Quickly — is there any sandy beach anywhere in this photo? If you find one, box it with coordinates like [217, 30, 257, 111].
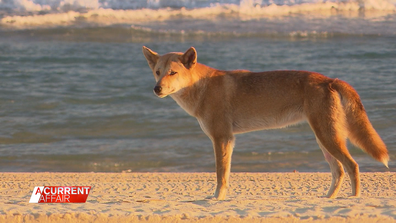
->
[0, 172, 395, 222]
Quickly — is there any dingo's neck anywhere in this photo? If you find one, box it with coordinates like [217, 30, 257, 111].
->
[170, 63, 219, 117]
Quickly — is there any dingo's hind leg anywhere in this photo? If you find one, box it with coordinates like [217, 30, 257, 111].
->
[306, 88, 360, 197]
[316, 138, 345, 198]
[310, 118, 360, 197]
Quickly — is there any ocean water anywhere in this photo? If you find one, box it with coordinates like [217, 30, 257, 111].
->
[0, 0, 395, 173]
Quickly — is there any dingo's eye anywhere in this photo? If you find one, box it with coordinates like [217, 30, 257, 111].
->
[170, 71, 177, 76]
[156, 71, 160, 76]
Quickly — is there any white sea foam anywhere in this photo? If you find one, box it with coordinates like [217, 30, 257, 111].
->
[58, 0, 100, 10]
[1, 0, 395, 30]
[14, 0, 51, 11]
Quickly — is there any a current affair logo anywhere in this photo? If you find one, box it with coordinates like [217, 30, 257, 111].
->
[29, 186, 91, 203]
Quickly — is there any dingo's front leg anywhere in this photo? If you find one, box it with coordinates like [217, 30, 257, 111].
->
[210, 135, 235, 200]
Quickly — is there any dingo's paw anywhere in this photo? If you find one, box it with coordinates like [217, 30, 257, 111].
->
[205, 195, 226, 201]
[348, 195, 361, 198]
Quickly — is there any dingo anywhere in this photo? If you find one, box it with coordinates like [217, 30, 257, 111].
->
[142, 46, 389, 200]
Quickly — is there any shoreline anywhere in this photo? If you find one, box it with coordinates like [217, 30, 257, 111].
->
[1, 172, 395, 222]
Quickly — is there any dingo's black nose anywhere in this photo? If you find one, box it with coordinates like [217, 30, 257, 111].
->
[154, 86, 162, 94]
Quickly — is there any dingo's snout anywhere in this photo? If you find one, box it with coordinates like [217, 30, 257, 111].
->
[154, 85, 167, 98]
[153, 85, 162, 94]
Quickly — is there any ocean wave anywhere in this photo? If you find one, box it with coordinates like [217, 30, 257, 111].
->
[1, 0, 395, 30]
[2, 0, 396, 12]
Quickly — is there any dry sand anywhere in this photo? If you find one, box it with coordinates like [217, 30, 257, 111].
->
[0, 172, 395, 222]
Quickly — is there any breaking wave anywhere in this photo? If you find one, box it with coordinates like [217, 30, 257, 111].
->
[1, 0, 395, 31]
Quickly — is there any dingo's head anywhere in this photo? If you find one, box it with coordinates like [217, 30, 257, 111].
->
[142, 46, 197, 98]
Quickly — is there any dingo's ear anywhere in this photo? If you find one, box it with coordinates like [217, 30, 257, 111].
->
[180, 47, 197, 69]
[142, 46, 159, 70]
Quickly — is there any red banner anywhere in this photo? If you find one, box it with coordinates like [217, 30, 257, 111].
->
[30, 186, 91, 203]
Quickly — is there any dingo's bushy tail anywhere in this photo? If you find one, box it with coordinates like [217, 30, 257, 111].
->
[332, 79, 389, 167]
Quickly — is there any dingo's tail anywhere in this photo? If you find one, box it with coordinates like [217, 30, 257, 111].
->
[332, 79, 389, 168]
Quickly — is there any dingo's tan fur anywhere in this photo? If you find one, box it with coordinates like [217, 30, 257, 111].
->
[142, 46, 389, 200]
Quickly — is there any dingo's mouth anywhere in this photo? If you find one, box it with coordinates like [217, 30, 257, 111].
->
[154, 89, 175, 98]
[156, 93, 168, 98]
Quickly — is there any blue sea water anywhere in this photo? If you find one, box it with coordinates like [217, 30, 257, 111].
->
[0, 0, 395, 172]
